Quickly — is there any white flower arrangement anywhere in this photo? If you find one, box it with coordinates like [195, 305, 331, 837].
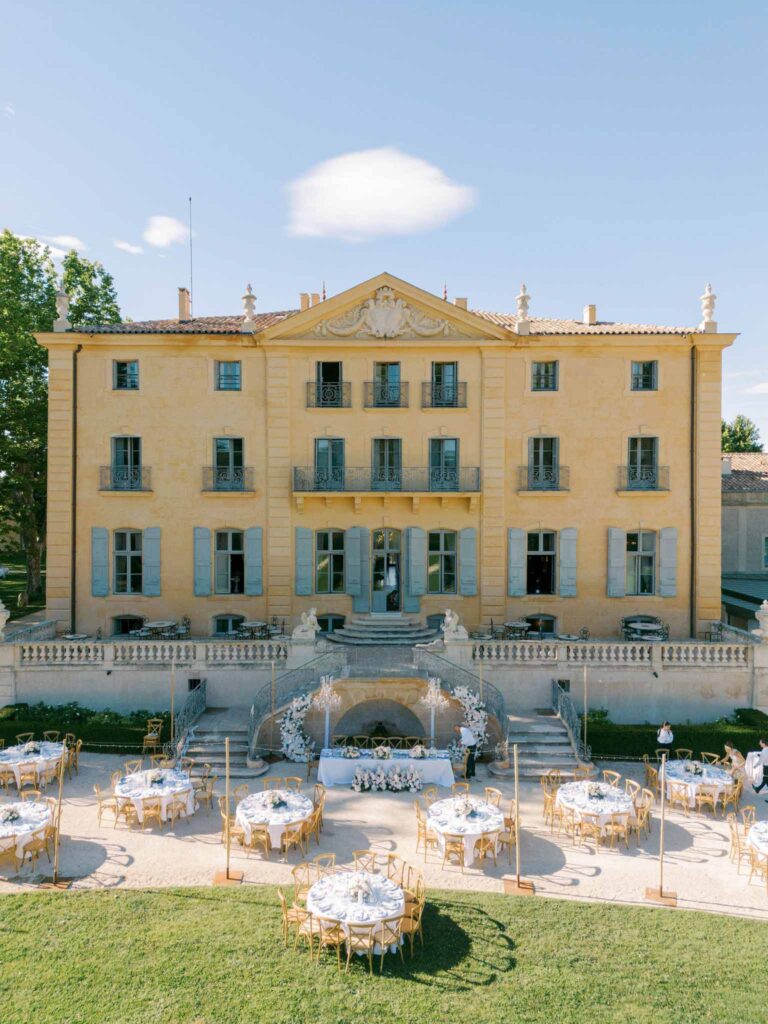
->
[684, 761, 703, 776]
[279, 694, 315, 762]
[350, 765, 422, 793]
[21, 741, 41, 755]
[410, 744, 427, 759]
[147, 769, 164, 785]
[447, 685, 489, 760]
[454, 794, 477, 818]
[348, 876, 373, 902]
[372, 745, 392, 760]
[265, 790, 288, 809]
[0, 807, 21, 824]
[586, 782, 604, 799]
[342, 746, 361, 759]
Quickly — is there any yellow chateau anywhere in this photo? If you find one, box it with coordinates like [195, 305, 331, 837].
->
[37, 273, 735, 641]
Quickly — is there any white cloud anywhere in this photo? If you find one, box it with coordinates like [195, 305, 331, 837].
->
[4, 102, 14, 117]
[42, 234, 87, 251]
[114, 239, 144, 255]
[286, 147, 476, 241]
[746, 382, 768, 394]
[143, 215, 189, 248]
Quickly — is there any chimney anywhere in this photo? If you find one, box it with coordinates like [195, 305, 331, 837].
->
[454, 297, 468, 310]
[722, 455, 732, 476]
[178, 287, 191, 321]
[299, 292, 310, 312]
[311, 292, 320, 307]
[583, 303, 597, 326]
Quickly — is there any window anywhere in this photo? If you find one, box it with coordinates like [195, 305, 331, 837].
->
[429, 438, 459, 490]
[626, 531, 656, 595]
[315, 361, 344, 407]
[314, 438, 345, 490]
[114, 530, 143, 594]
[110, 436, 142, 490]
[525, 614, 556, 638]
[526, 531, 556, 595]
[428, 530, 457, 594]
[317, 613, 345, 634]
[532, 361, 558, 391]
[631, 361, 658, 391]
[213, 437, 244, 490]
[113, 360, 139, 390]
[528, 437, 559, 489]
[372, 438, 402, 490]
[216, 361, 241, 391]
[372, 363, 401, 406]
[627, 436, 658, 489]
[112, 615, 144, 636]
[430, 362, 458, 406]
[214, 614, 245, 636]
[316, 530, 345, 594]
[214, 529, 244, 594]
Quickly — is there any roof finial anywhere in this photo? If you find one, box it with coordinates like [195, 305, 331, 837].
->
[515, 282, 530, 335]
[699, 283, 717, 333]
[53, 284, 70, 333]
[241, 283, 257, 333]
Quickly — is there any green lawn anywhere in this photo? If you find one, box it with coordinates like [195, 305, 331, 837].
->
[0, 549, 46, 621]
[0, 887, 765, 1024]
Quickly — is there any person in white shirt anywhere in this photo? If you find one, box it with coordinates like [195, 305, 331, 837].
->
[752, 739, 768, 798]
[656, 721, 673, 754]
[455, 725, 477, 779]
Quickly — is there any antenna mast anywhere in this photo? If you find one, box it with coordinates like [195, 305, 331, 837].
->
[188, 196, 194, 316]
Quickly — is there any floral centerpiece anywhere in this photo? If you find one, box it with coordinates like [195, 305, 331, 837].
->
[586, 782, 605, 799]
[348, 876, 373, 903]
[372, 745, 391, 760]
[351, 765, 422, 793]
[147, 769, 165, 786]
[0, 807, 21, 825]
[21, 741, 41, 755]
[410, 744, 427, 759]
[280, 694, 315, 762]
[342, 746, 361, 759]
[454, 794, 479, 819]
[684, 761, 704, 776]
[386, 765, 423, 792]
[265, 790, 287, 809]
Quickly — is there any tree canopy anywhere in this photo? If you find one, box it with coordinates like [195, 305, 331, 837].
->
[721, 414, 763, 453]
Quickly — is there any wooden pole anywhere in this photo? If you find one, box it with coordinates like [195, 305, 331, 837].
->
[52, 745, 66, 884]
[504, 742, 534, 896]
[170, 662, 176, 750]
[645, 752, 677, 905]
[225, 736, 231, 879]
[583, 663, 588, 752]
[271, 659, 276, 755]
[213, 734, 243, 885]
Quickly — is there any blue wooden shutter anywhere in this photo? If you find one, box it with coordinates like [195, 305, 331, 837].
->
[91, 527, 109, 597]
[352, 527, 371, 612]
[507, 528, 526, 597]
[607, 527, 627, 597]
[244, 527, 263, 596]
[403, 527, 426, 613]
[193, 527, 212, 597]
[559, 527, 577, 598]
[345, 528, 362, 596]
[142, 527, 161, 596]
[659, 527, 678, 597]
[459, 528, 477, 596]
[295, 527, 313, 596]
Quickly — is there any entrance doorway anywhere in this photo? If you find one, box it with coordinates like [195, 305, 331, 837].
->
[371, 528, 401, 611]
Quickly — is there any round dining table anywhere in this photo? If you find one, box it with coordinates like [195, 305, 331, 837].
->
[663, 760, 734, 809]
[746, 821, 768, 856]
[0, 741, 66, 788]
[0, 800, 52, 860]
[306, 870, 405, 955]
[235, 790, 313, 850]
[556, 780, 635, 834]
[114, 768, 195, 824]
[427, 796, 504, 863]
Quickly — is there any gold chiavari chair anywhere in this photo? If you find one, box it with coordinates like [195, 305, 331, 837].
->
[577, 812, 603, 852]
[667, 782, 691, 815]
[674, 748, 693, 760]
[353, 849, 386, 872]
[726, 813, 750, 873]
[473, 832, 498, 865]
[400, 899, 425, 956]
[233, 783, 249, 803]
[345, 922, 377, 975]
[116, 800, 140, 829]
[217, 795, 245, 847]
[629, 800, 652, 843]
[167, 794, 190, 828]
[573, 765, 595, 781]
[41, 761, 59, 788]
[451, 782, 470, 796]
[141, 797, 164, 830]
[694, 784, 719, 816]
[305, 806, 322, 847]
[110, 770, 123, 790]
[414, 802, 439, 861]
[701, 752, 722, 765]
[441, 833, 465, 872]
[544, 768, 562, 788]
[377, 917, 404, 973]
[646, 764, 660, 797]
[15, 733, 34, 744]
[422, 786, 438, 806]
[179, 757, 195, 774]
[312, 852, 336, 875]
[42, 730, 60, 742]
[148, 754, 168, 770]
[63, 733, 76, 749]
[93, 784, 118, 826]
[20, 788, 42, 802]
[17, 765, 39, 791]
[284, 776, 302, 792]
[602, 770, 621, 788]
[43, 822, 58, 862]
[484, 787, 502, 807]
[386, 853, 407, 885]
[281, 822, 308, 859]
[740, 805, 756, 834]
[292, 861, 319, 902]
[654, 749, 669, 762]
[263, 777, 285, 791]
[624, 778, 641, 802]
[196, 776, 217, 813]
[246, 823, 271, 859]
[142, 719, 164, 756]
[0, 765, 14, 792]
[18, 835, 49, 871]
[604, 813, 630, 850]
[316, 916, 346, 970]
[719, 776, 743, 815]
[747, 848, 768, 893]
[123, 759, 143, 776]
[277, 886, 307, 947]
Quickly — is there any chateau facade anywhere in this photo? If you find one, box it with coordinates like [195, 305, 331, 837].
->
[37, 273, 735, 640]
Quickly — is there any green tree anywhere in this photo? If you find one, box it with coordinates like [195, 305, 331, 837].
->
[722, 414, 763, 452]
[62, 250, 121, 326]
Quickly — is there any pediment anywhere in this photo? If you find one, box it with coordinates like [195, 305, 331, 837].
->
[261, 273, 509, 343]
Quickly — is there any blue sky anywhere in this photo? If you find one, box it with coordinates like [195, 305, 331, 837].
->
[2, 1, 766, 438]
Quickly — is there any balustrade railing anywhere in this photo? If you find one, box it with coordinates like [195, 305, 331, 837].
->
[3, 619, 57, 643]
[518, 465, 570, 491]
[421, 381, 467, 408]
[99, 466, 152, 491]
[552, 680, 591, 763]
[470, 638, 753, 667]
[660, 642, 751, 667]
[305, 381, 351, 408]
[363, 381, 409, 407]
[206, 640, 289, 664]
[19, 641, 105, 665]
[292, 466, 481, 493]
[201, 466, 254, 492]
[113, 642, 197, 665]
[617, 465, 670, 491]
[174, 679, 207, 757]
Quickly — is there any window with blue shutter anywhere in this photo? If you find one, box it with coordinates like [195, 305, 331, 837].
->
[295, 527, 313, 595]
[507, 528, 526, 597]
[244, 527, 263, 596]
[659, 527, 678, 597]
[91, 527, 109, 597]
[459, 528, 477, 596]
[559, 528, 577, 597]
[607, 527, 627, 597]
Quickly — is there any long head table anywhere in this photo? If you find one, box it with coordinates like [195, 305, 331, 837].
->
[317, 748, 455, 788]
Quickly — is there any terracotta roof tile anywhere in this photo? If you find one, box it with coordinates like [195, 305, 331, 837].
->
[471, 311, 694, 335]
[721, 452, 768, 492]
[78, 312, 297, 334]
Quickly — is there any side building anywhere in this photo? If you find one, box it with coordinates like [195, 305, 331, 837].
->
[36, 273, 735, 640]
[721, 452, 768, 629]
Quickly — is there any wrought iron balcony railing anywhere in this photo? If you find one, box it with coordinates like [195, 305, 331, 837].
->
[618, 465, 670, 491]
[518, 465, 570, 491]
[421, 381, 467, 408]
[292, 466, 481, 493]
[202, 466, 255, 492]
[363, 381, 409, 408]
[305, 381, 351, 408]
[99, 466, 152, 491]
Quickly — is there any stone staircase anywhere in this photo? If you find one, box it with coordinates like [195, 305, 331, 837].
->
[325, 614, 439, 646]
[184, 707, 266, 779]
[502, 711, 584, 779]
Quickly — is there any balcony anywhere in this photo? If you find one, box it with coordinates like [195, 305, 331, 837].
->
[305, 381, 351, 408]
[292, 465, 481, 511]
[421, 382, 467, 408]
[617, 465, 670, 492]
[99, 466, 152, 492]
[518, 465, 570, 492]
[363, 381, 409, 408]
[202, 466, 255, 492]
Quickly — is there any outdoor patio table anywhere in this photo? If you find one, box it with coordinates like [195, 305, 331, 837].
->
[0, 741, 66, 788]
[306, 870, 405, 954]
[427, 796, 504, 863]
[318, 748, 455, 788]
[625, 621, 662, 632]
[556, 780, 634, 835]
[114, 768, 195, 824]
[0, 800, 52, 860]
[747, 821, 768, 856]
[235, 790, 313, 849]
[144, 620, 176, 637]
[61, 633, 90, 641]
[663, 760, 733, 809]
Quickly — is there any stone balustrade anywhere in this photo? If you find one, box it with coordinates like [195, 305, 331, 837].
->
[470, 638, 753, 668]
[14, 638, 291, 668]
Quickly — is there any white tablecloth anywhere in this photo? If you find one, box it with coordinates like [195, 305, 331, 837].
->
[556, 781, 635, 834]
[114, 769, 195, 824]
[663, 761, 733, 808]
[235, 790, 313, 849]
[317, 749, 455, 788]
[427, 797, 504, 863]
[306, 871, 405, 954]
[0, 742, 65, 788]
[747, 821, 768, 856]
[0, 801, 52, 858]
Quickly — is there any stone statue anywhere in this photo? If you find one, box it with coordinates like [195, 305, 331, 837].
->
[0, 598, 9, 641]
[292, 607, 320, 641]
[441, 608, 468, 642]
[516, 283, 530, 321]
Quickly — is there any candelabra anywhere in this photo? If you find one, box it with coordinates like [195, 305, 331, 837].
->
[418, 676, 449, 744]
[312, 675, 342, 749]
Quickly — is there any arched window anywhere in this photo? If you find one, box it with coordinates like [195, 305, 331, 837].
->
[427, 530, 457, 594]
[525, 614, 556, 638]
[213, 614, 245, 636]
[316, 530, 345, 593]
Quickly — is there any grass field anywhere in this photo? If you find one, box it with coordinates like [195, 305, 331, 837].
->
[0, 887, 765, 1024]
[0, 550, 45, 622]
